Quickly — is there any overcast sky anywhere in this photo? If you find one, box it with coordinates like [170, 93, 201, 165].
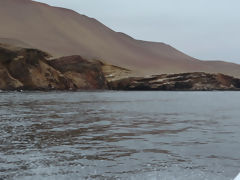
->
[34, 0, 240, 63]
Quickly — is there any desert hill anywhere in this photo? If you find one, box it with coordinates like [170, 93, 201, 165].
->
[0, 0, 240, 77]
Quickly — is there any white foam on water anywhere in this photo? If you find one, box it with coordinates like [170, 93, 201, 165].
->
[234, 173, 240, 180]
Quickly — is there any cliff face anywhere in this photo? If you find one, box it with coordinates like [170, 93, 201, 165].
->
[49, 55, 107, 89]
[109, 72, 240, 91]
[0, 44, 108, 90]
[1, 44, 240, 91]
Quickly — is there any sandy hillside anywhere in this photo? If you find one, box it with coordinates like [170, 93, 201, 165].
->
[0, 0, 240, 77]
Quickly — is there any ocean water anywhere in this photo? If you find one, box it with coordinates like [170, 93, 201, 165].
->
[0, 91, 240, 180]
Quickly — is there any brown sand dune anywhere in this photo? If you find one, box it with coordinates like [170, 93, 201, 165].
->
[0, 0, 240, 77]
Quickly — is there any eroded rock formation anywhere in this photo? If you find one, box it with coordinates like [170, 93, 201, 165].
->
[49, 55, 107, 89]
[1, 44, 240, 91]
[109, 72, 240, 91]
[0, 44, 107, 90]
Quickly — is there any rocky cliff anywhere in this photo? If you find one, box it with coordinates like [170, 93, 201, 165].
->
[0, 44, 107, 90]
[109, 72, 240, 91]
[49, 55, 107, 90]
[1, 44, 240, 91]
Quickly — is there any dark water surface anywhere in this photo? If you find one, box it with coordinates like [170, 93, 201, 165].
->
[0, 91, 240, 180]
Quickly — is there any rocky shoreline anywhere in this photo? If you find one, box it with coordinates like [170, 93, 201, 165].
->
[1, 44, 240, 91]
[109, 72, 240, 91]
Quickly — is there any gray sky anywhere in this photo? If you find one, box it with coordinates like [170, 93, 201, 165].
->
[34, 0, 240, 63]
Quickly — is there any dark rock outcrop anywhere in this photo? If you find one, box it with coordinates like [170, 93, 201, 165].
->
[109, 72, 240, 91]
[48, 55, 107, 90]
[0, 44, 108, 90]
[0, 44, 73, 90]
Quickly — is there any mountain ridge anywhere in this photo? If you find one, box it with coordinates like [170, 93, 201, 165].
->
[0, 0, 240, 77]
